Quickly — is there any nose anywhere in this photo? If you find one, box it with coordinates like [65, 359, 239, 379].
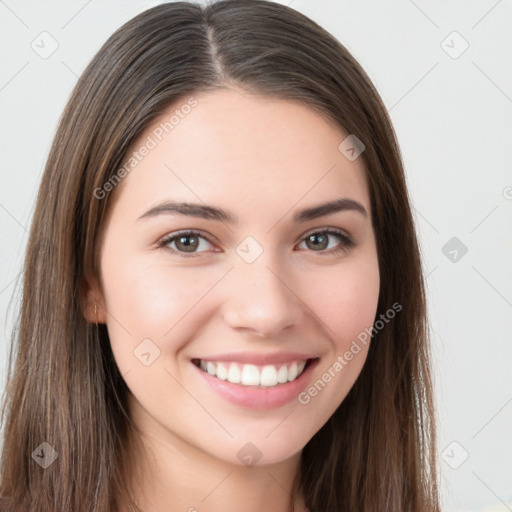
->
[221, 256, 303, 339]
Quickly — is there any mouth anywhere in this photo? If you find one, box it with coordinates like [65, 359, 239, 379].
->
[191, 358, 313, 388]
[190, 355, 320, 409]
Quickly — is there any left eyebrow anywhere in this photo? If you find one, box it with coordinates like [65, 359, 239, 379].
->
[137, 197, 368, 224]
[292, 198, 367, 222]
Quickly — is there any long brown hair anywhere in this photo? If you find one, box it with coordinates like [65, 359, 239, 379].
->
[0, 1, 440, 510]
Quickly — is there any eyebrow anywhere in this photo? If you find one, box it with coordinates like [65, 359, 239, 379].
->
[137, 197, 367, 224]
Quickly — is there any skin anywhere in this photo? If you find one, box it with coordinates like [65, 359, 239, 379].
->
[85, 88, 380, 512]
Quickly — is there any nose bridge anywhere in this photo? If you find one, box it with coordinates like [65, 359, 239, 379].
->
[221, 247, 302, 337]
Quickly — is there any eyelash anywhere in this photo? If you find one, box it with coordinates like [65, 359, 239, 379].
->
[155, 228, 356, 259]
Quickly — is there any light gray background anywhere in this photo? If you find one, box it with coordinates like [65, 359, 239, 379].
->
[1, 1, 511, 510]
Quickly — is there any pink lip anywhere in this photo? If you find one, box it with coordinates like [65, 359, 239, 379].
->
[191, 357, 319, 410]
[192, 351, 316, 365]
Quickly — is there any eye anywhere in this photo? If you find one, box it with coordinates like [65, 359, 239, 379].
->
[156, 228, 355, 259]
[296, 229, 355, 255]
[156, 230, 217, 258]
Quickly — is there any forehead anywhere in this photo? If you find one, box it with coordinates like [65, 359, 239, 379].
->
[111, 88, 370, 220]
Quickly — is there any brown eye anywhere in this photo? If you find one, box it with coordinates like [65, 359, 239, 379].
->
[304, 233, 329, 251]
[298, 229, 355, 255]
[157, 230, 215, 258]
[175, 234, 200, 252]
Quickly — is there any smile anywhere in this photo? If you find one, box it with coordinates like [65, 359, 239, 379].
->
[192, 359, 308, 387]
[191, 355, 319, 409]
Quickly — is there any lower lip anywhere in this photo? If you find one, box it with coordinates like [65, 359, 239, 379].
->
[192, 359, 319, 410]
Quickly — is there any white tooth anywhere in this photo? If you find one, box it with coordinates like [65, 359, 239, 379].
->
[200, 359, 207, 371]
[216, 363, 228, 380]
[227, 363, 241, 384]
[277, 365, 288, 383]
[297, 361, 306, 375]
[241, 364, 260, 386]
[288, 362, 298, 381]
[206, 361, 216, 376]
[260, 365, 278, 387]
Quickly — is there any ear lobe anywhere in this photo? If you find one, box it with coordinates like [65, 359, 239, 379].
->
[82, 280, 107, 324]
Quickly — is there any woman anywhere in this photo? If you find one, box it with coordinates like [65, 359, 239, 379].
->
[0, 1, 440, 511]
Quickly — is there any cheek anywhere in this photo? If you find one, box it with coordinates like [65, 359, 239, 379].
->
[290, 256, 379, 432]
[306, 256, 380, 349]
[100, 250, 217, 359]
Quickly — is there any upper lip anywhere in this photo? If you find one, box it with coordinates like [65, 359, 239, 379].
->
[192, 351, 318, 365]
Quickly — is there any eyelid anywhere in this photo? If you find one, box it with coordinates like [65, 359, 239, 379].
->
[300, 226, 351, 241]
[156, 227, 355, 257]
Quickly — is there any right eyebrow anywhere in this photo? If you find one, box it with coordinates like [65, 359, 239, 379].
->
[137, 201, 237, 224]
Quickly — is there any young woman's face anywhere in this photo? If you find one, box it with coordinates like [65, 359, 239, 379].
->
[93, 88, 380, 466]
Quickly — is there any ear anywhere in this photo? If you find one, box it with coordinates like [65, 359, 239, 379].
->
[82, 276, 107, 325]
